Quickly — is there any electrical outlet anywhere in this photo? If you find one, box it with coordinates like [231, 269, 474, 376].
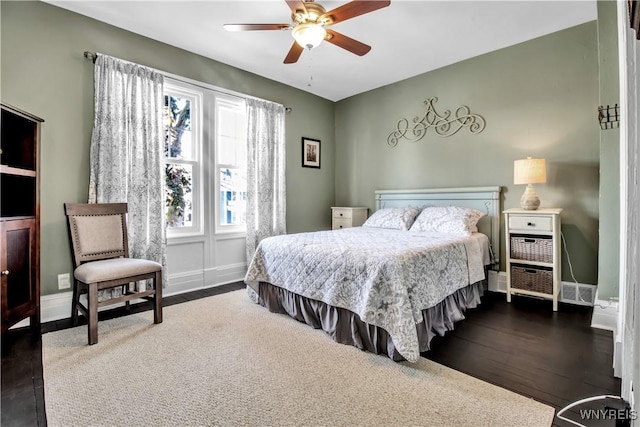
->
[57, 273, 71, 290]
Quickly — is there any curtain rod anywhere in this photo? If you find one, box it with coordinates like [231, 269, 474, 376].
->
[84, 51, 97, 63]
[82, 50, 292, 112]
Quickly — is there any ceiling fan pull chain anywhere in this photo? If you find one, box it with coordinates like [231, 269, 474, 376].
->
[308, 52, 314, 87]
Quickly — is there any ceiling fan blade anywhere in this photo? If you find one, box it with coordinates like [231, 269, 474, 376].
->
[325, 29, 371, 56]
[285, 0, 307, 15]
[224, 24, 290, 31]
[321, 0, 390, 25]
[284, 42, 305, 64]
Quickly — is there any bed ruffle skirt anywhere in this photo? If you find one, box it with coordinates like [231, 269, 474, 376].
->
[256, 280, 485, 362]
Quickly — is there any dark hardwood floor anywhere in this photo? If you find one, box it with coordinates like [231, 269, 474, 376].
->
[425, 293, 621, 427]
[1, 284, 620, 427]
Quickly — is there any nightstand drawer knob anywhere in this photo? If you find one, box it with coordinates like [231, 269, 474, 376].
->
[527, 222, 535, 226]
[340, 213, 343, 216]
[339, 225, 343, 228]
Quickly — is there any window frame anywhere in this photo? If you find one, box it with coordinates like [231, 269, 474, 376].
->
[213, 94, 247, 235]
[163, 82, 204, 238]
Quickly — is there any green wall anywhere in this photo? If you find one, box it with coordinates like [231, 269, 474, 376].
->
[596, 0, 620, 300]
[1, 1, 335, 297]
[334, 22, 601, 283]
[2, 1, 609, 295]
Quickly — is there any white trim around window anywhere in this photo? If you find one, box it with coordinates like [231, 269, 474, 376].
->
[163, 81, 204, 238]
[213, 94, 247, 235]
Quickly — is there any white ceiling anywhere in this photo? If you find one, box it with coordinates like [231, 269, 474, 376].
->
[46, 0, 597, 102]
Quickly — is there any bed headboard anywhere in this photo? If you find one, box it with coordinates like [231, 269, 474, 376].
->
[374, 186, 502, 266]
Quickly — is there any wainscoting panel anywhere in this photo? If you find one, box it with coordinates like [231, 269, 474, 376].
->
[213, 236, 247, 267]
[166, 241, 205, 276]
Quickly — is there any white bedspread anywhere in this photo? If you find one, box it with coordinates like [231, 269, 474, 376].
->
[244, 227, 490, 362]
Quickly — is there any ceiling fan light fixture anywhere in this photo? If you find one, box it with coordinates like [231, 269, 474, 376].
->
[292, 23, 326, 49]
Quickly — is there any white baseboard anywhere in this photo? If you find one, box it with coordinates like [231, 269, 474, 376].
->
[587, 289, 621, 378]
[488, 270, 508, 293]
[165, 269, 205, 295]
[164, 274, 246, 298]
[12, 265, 247, 328]
[212, 263, 247, 284]
[590, 291, 619, 333]
[491, 272, 601, 307]
[10, 291, 73, 329]
[491, 271, 614, 322]
[613, 337, 623, 378]
[24, 267, 620, 338]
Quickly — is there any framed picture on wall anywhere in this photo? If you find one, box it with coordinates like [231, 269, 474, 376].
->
[302, 137, 321, 169]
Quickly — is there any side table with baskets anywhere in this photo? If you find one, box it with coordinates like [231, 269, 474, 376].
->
[504, 208, 563, 311]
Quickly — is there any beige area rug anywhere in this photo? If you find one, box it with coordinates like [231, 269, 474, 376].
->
[43, 290, 555, 427]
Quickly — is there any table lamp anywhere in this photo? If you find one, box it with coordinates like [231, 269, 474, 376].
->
[514, 157, 546, 210]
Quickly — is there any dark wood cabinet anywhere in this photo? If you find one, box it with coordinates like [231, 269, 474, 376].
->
[1, 103, 43, 334]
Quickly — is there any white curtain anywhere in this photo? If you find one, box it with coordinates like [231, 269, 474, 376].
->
[245, 98, 286, 269]
[88, 54, 166, 291]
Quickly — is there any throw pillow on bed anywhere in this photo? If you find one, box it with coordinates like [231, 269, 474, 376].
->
[410, 206, 485, 236]
[362, 207, 422, 231]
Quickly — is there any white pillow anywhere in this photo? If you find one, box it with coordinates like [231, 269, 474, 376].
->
[410, 206, 486, 236]
[362, 207, 422, 231]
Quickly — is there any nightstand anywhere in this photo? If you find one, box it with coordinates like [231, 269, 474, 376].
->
[504, 208, 562, 311]
[331, 207, 368, 230]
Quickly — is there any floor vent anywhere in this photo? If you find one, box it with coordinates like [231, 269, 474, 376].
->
[560, 282, 596, 306]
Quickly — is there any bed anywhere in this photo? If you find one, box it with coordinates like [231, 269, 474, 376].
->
[244, 187, 501, 362]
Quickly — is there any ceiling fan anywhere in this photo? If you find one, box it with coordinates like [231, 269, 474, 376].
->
[224, 0, 391, 64]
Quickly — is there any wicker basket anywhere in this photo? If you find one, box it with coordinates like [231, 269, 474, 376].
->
[510, 265, 553, 295]
[510, 234, 553, 263]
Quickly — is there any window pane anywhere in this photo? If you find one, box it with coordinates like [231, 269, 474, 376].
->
[218, 134, 233, 165]
[165, 163, 193, 228]
[219, 168, 246, 226]
[217, 104, 246, 166]
[164, 95, 193, 160]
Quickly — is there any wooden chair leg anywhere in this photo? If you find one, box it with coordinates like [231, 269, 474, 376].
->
[124, 283, 131, 311]
[71, 279, 80, 326]
[87, 283, 99, 345]
[153, 271, 163, 324]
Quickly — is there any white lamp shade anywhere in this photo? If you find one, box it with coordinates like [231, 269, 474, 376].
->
[292, 23, 326, 49]
[514, 157, 547, 185]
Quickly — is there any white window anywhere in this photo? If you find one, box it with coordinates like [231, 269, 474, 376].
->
[163, 83, 203, 236]
[162, 79, 246, 238]
[215, 95, 247, 233]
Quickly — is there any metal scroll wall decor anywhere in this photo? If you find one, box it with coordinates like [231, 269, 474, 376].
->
[387, 97, 486, 147]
